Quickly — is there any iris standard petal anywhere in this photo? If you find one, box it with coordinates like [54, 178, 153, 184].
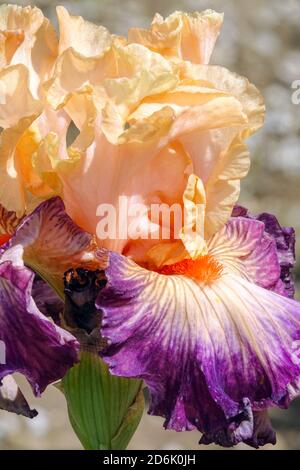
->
[97, 250, 300, 447]
[128, 10, 223, 65]
[0, 65, 41, 129]
[0, 246, 79, 395]
[0, 118, 37, 216]
[0, 65, 42, 215]
[0, 4, 58, 96]
[38, 10, 264, 264]
[177, 63, 265, 239]
[57, 6, 112, 57]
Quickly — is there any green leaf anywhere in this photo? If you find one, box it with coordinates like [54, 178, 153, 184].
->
[62, 351, 144, 450]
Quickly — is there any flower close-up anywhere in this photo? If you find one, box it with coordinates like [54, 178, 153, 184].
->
[0, 2, 299, 452]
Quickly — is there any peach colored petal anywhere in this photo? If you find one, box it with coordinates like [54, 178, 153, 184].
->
[101, 69, 178, 116]
[179, 174, 208, 258]
[204, 137, 250, 238]
[0, 29, 24, 68]
[181, 63, 265, 136]
[44, 48, 116, 109]
[0, 118, 33, 216]
[0, 119, 57, 218]
[43, 72, 252, 263]
[115, 42, 175, 77]
[0, 6, 265, 271]
[5, 91, 98, 215]
[141, 82, 228, 106]
[146, 174, 208, 268]
[117, 106, 175, 145]
[0, 65, 42, 215]
[173, 64, 265, 238]
[121, 142, 192, 262]
[147, 240, 187, 269]
[30, 93, 96, 195]
[33, 106, 71, 158]
[51, 117, 191, 261]
[129, 10, 223, 65]
[45, 42, 177, 111]
[0, 65, 41, 128]
[10, 105, 71, 205]
[0, 4, 58, 96]
[57, 6, 112, 57]
[128, 93, 247, 142]
[17, 131, 62, 199]
[169, 96, 247, 141]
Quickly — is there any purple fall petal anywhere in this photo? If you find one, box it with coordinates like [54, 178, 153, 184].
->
[97, 249, 300, 448]
[232, 205, 296, 298]
[0, 375, 37, 418]
[7, 196, 95, 297]
[0, 246, 79, 395]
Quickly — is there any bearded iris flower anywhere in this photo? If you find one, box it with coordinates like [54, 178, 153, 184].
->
[0, 4, 299, 449]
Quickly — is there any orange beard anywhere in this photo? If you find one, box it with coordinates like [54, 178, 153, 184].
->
[0, 234, 11, 247]
[157, 255, 223, 285]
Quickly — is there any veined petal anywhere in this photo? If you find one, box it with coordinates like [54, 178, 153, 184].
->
[232, 206, 296, 298]
[0, 203, 22, 236]
[7, 197, 97, 298]
[98, 251, 300, 447]
[0, 246, 79, 395]
[128, 10, 223, 65]
[208, 216, 281, 289]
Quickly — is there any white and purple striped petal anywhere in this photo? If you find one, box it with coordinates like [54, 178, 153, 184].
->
[97, 222, 300, 447]
[232, 205, 296, 298]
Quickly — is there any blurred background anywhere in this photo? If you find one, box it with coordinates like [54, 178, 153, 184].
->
[0, 0, 300, 451]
